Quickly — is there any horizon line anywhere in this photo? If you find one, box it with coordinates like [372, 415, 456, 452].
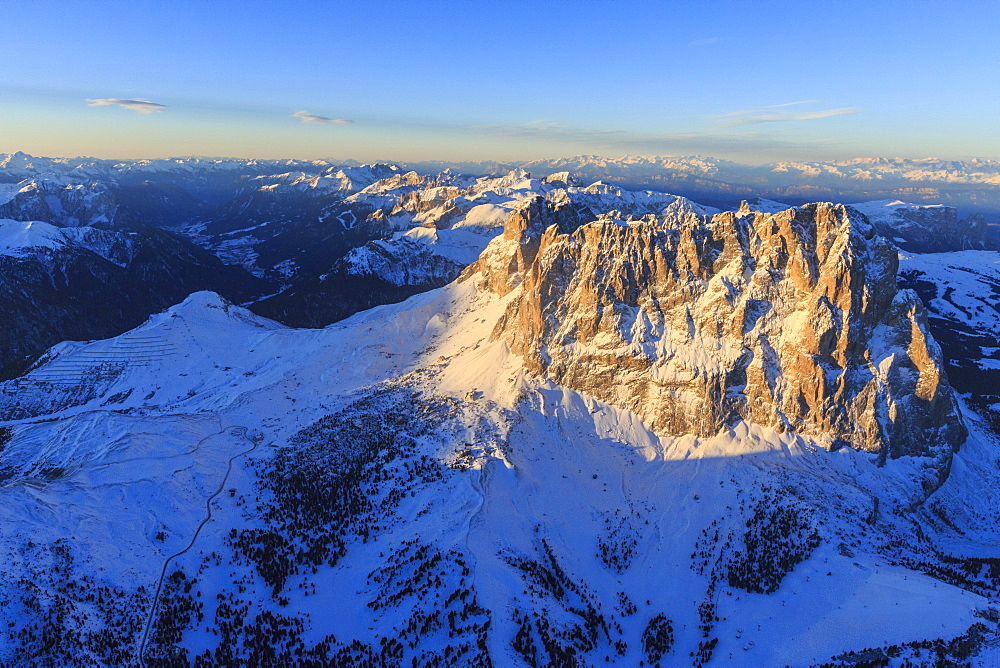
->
[2, 150, 997, 167]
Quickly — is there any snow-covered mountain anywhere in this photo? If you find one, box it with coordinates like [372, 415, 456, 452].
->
[513, 155, 1000, 190]
[0, 195, 998, 664]
[0, 176, 128, 228]
[0, 153, 336, 231]
[0, 218, 266, 379]
[6, 150, 999, 231]
[411, 155, 1000, 224]
[850, 200, 993, 253]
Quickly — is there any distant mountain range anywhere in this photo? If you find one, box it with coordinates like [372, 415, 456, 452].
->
[410, 154, 1000, 218]
[7, 151, 1000, 216]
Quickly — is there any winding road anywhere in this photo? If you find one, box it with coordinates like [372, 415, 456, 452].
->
[137, 425, 260, 664]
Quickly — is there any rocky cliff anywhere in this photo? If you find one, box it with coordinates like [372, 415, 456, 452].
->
[466, 199, 966, 461]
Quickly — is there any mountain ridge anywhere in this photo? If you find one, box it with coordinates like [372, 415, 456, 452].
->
[469, 199, 966, 464]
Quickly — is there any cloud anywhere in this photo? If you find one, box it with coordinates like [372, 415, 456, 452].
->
[87, 98, 167, 114]
[717, 100, 818, 116]
[689, 37, 721, 46]
[715, 100, 816, 118]
[715, 103, 860, 128]
[763, 100, 818, 109]
[292, 111, 353, 125]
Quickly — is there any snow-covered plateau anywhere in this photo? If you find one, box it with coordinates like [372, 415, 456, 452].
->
[0, 185, 999, 666]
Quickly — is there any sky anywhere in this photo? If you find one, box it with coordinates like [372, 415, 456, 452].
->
[3, 0, 999, 164]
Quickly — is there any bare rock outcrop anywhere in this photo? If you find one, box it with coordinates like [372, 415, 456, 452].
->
[465, 200, 966, 461]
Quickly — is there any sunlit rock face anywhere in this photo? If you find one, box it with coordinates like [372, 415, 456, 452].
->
[466, 198, 966, 462]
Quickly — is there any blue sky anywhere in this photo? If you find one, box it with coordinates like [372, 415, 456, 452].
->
[4, 0, 998, 163]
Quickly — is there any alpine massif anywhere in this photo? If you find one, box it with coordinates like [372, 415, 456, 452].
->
[0, 152, 998, 665]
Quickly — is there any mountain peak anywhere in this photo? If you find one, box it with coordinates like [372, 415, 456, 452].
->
[159, 291, 284, 331]
[470, 201, 966, 466]
[169, 290, 230, 311]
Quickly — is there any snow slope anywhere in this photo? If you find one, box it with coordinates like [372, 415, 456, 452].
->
[0, 219, 70, 255]
[0, 254, 998, 664]
[0, 218, 144, 264]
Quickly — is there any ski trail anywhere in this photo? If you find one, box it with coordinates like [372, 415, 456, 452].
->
[137, 425, 259, 664]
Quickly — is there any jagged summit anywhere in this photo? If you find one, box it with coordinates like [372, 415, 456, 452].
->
[468, 200, 966, 461]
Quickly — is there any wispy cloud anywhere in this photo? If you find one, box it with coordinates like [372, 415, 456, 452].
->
[718, 100, 818, 115]
[764, 100, 818, 109]
[292, 111, 353, 125]
[87, 98, 167, 114]
[715, 102, 860, 128]
[689, 36, 721, 46]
